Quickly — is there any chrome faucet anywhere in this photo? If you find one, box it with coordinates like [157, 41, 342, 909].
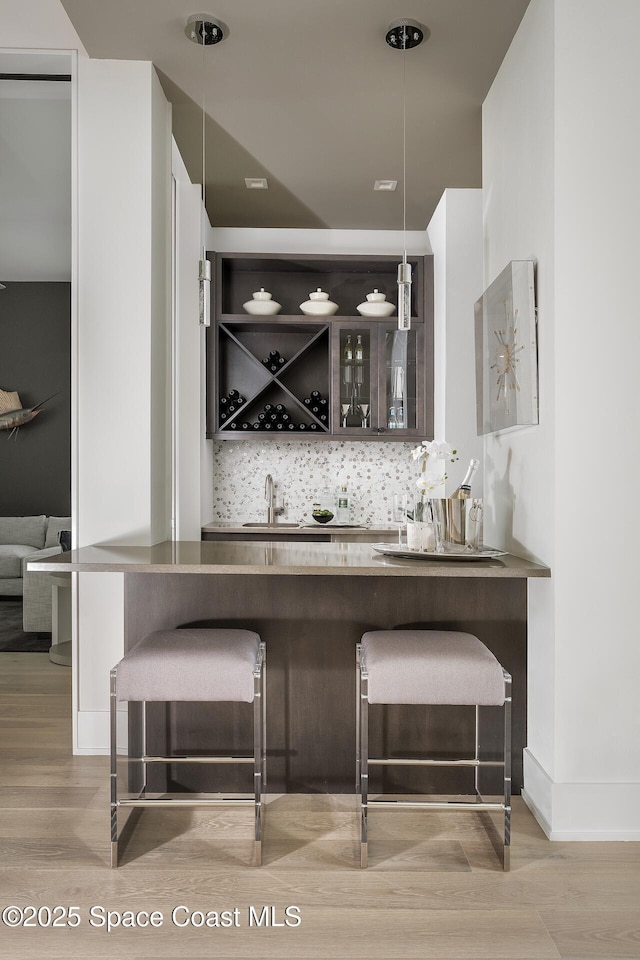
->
[265, 473, 284, 524]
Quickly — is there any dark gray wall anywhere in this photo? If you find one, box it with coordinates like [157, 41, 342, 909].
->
[0, 282, 71, 517]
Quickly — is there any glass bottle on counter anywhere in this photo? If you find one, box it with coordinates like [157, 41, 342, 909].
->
[337, 484, 350, 523]
[451, 459, 479, 499]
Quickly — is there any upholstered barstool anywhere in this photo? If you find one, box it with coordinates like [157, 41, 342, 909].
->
[356, 630, 511, 870]
[110, 628, 266, 867]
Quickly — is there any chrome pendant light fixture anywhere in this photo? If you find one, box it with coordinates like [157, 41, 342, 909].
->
[386, 18, 427, 331]
[186, 13, 225, 326]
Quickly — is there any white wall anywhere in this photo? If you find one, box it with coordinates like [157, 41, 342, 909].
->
[172, 140, 206, 540]
[75, 59, 172, 752]
[483, 0, 640, 838]
[208, 228, 431, 256]
[552, 0, 640, 829]
[483, 0, 557, 814]
[427, 190, 484, 492]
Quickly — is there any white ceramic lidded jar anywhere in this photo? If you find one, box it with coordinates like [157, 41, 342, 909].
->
[356, 288, 396, 317]
[299, 288, 339, 317]
[243, 287, 282, 315]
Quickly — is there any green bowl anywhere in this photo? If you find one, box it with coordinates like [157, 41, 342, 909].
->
[312, 512, 334, 524]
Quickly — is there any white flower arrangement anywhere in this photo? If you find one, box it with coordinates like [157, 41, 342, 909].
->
[411, 439, 458, 494]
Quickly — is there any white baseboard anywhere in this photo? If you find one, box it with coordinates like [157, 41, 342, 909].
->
[523, 748, 640, 840]
[75, 708, 127, 755]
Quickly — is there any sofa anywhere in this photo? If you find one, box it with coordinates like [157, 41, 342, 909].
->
[0, 515, 71, 633]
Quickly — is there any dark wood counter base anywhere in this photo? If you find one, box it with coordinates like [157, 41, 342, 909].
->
[124, 572, 527, 795]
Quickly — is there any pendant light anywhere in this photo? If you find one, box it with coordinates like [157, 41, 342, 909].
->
[385, 18, 427, 331]
[185, 14, 225, 326]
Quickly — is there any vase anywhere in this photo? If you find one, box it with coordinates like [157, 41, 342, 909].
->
[407, 497, 444, 552]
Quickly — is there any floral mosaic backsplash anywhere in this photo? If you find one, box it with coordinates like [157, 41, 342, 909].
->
[210, 439, 422, 525]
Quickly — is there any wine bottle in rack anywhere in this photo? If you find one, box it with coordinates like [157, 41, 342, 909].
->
[450, 459, 479, 499]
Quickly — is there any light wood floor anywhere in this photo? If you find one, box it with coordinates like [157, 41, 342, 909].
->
[1, 653, 639, 959]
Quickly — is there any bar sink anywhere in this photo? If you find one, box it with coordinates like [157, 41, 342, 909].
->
[242, 523, 302, 528]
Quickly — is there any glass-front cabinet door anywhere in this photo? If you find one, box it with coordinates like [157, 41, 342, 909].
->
[334, 326, 377, 432]
[381, 326, 423, 436]
[332, 321, 424, 436]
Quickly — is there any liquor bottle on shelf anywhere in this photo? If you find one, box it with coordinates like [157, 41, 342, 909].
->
[387, 407, 397, 429]
[451, 459, 479, 499]
[354, 335, 364, 362]
[343, 336, 353, 362]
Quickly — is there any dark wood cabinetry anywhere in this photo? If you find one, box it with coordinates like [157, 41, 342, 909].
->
[207, 252, 434, 440]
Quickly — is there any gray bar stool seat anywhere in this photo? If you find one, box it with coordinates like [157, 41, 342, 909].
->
[110, 628, 266, 867]
[356, 630, 511, 869]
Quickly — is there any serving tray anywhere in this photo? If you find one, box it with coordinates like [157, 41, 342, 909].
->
[371, 542, 507, 562]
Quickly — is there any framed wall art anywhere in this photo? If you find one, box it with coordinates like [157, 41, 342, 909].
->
[474, 259, 538, 435]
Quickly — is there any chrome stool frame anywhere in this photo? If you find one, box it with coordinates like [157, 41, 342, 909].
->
[110, 640, 266, 867]
[356, 641, 511, 870]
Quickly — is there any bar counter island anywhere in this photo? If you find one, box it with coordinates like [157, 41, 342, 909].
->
[30, 540, 549, 795]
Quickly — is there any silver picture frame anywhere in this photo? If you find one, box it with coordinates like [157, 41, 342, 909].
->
[474, 259, 538, 435]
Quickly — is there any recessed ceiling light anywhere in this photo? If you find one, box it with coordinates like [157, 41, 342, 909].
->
[245, 178, 269, 190]
[374, 180, 398, 192]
